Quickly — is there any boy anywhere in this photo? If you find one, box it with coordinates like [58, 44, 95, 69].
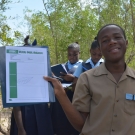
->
[45, 24, 135, 135]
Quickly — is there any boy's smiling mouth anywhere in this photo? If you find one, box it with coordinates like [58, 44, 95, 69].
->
[109, 47, 120, 53]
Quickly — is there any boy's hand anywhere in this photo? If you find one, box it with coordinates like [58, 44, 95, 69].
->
[60, 72, 74, 81]
[43, 76, 65, 96]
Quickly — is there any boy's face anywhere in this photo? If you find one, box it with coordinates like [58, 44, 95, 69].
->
[68, 48, 80, 64]
[98, 25, 128, 62]
[90, 48, 102, 64]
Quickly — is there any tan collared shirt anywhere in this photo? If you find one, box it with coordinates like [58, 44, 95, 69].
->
[72, 63, 135, 135]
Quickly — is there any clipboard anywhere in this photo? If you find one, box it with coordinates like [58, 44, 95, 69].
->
[0, 46, 55, 108]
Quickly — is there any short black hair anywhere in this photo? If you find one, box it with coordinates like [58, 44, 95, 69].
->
[97, 24, 126, 45]
[23, 35, 31, 46]
[90, 37, 99, 49]
[24, 35, 29, 42]
[68, 42, 80, 51]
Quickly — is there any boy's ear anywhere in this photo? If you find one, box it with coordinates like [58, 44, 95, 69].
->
[90, 49, 91, 52]
[98, 46, 103, 55]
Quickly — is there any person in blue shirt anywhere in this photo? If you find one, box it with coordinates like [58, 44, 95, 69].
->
[73, 38, 104, 79]
[51, 42, 82, 135]
[59, 42, 83, 81]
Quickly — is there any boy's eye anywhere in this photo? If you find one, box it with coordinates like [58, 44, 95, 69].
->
[115, 36, 121, 39]
[73, 54, 78, 56]
[102, 39, 108, 43]
[68, 54, 78, 56]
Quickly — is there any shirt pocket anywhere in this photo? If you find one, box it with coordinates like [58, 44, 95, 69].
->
[124, 99, 135, 115]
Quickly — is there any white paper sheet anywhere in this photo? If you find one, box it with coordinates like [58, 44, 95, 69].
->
[62, 83, 72, 88]
[6, 46, 49, 103]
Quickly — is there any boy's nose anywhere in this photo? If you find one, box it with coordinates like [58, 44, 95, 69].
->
[95, 56, 100, 61]
[69, 55, 74, 59]
[109, 38, 117, 45]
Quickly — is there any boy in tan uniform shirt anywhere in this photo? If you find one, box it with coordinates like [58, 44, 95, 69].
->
[44, 24, 135, 135]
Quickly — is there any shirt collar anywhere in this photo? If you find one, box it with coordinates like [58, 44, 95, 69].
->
[85, 58, 104, 64]
[85, 58, 91, 63]
[93, 63, 135, 79]
[68, 59, 83, 65]
[85, 58, 104, 69]
[126, 66, 135, 79]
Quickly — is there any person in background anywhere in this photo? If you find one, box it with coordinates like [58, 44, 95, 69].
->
[23, 35, 31, 46]
[44, 24, 135, 135]
[10, 38, 53, 135]
[73, 37, 104, 83]
[60, 42, 83, 81]
[51, 42, 82, 135]
[23, 35, 37, 46]
[62, 38, 103, 86]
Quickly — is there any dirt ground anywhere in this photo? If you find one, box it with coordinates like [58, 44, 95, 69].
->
[0, 98, 12, 135]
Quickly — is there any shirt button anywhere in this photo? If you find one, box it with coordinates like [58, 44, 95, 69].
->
[112, 129, 115, 132]
[114, 114, 117, 117]
[117, 85, 119, 88]
[116, 100, 119, 102]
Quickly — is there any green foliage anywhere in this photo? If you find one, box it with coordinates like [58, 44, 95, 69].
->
[0, 0, 20, 46]
[24, 0, 99, 64]
[21, 0, 135, 68]
[0, 0, 11, 12]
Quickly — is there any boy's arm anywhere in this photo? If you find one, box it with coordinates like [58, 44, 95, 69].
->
[13, 107, 26, 135]
[44, 76, 88, 132]
[57, 93, 88, 131]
